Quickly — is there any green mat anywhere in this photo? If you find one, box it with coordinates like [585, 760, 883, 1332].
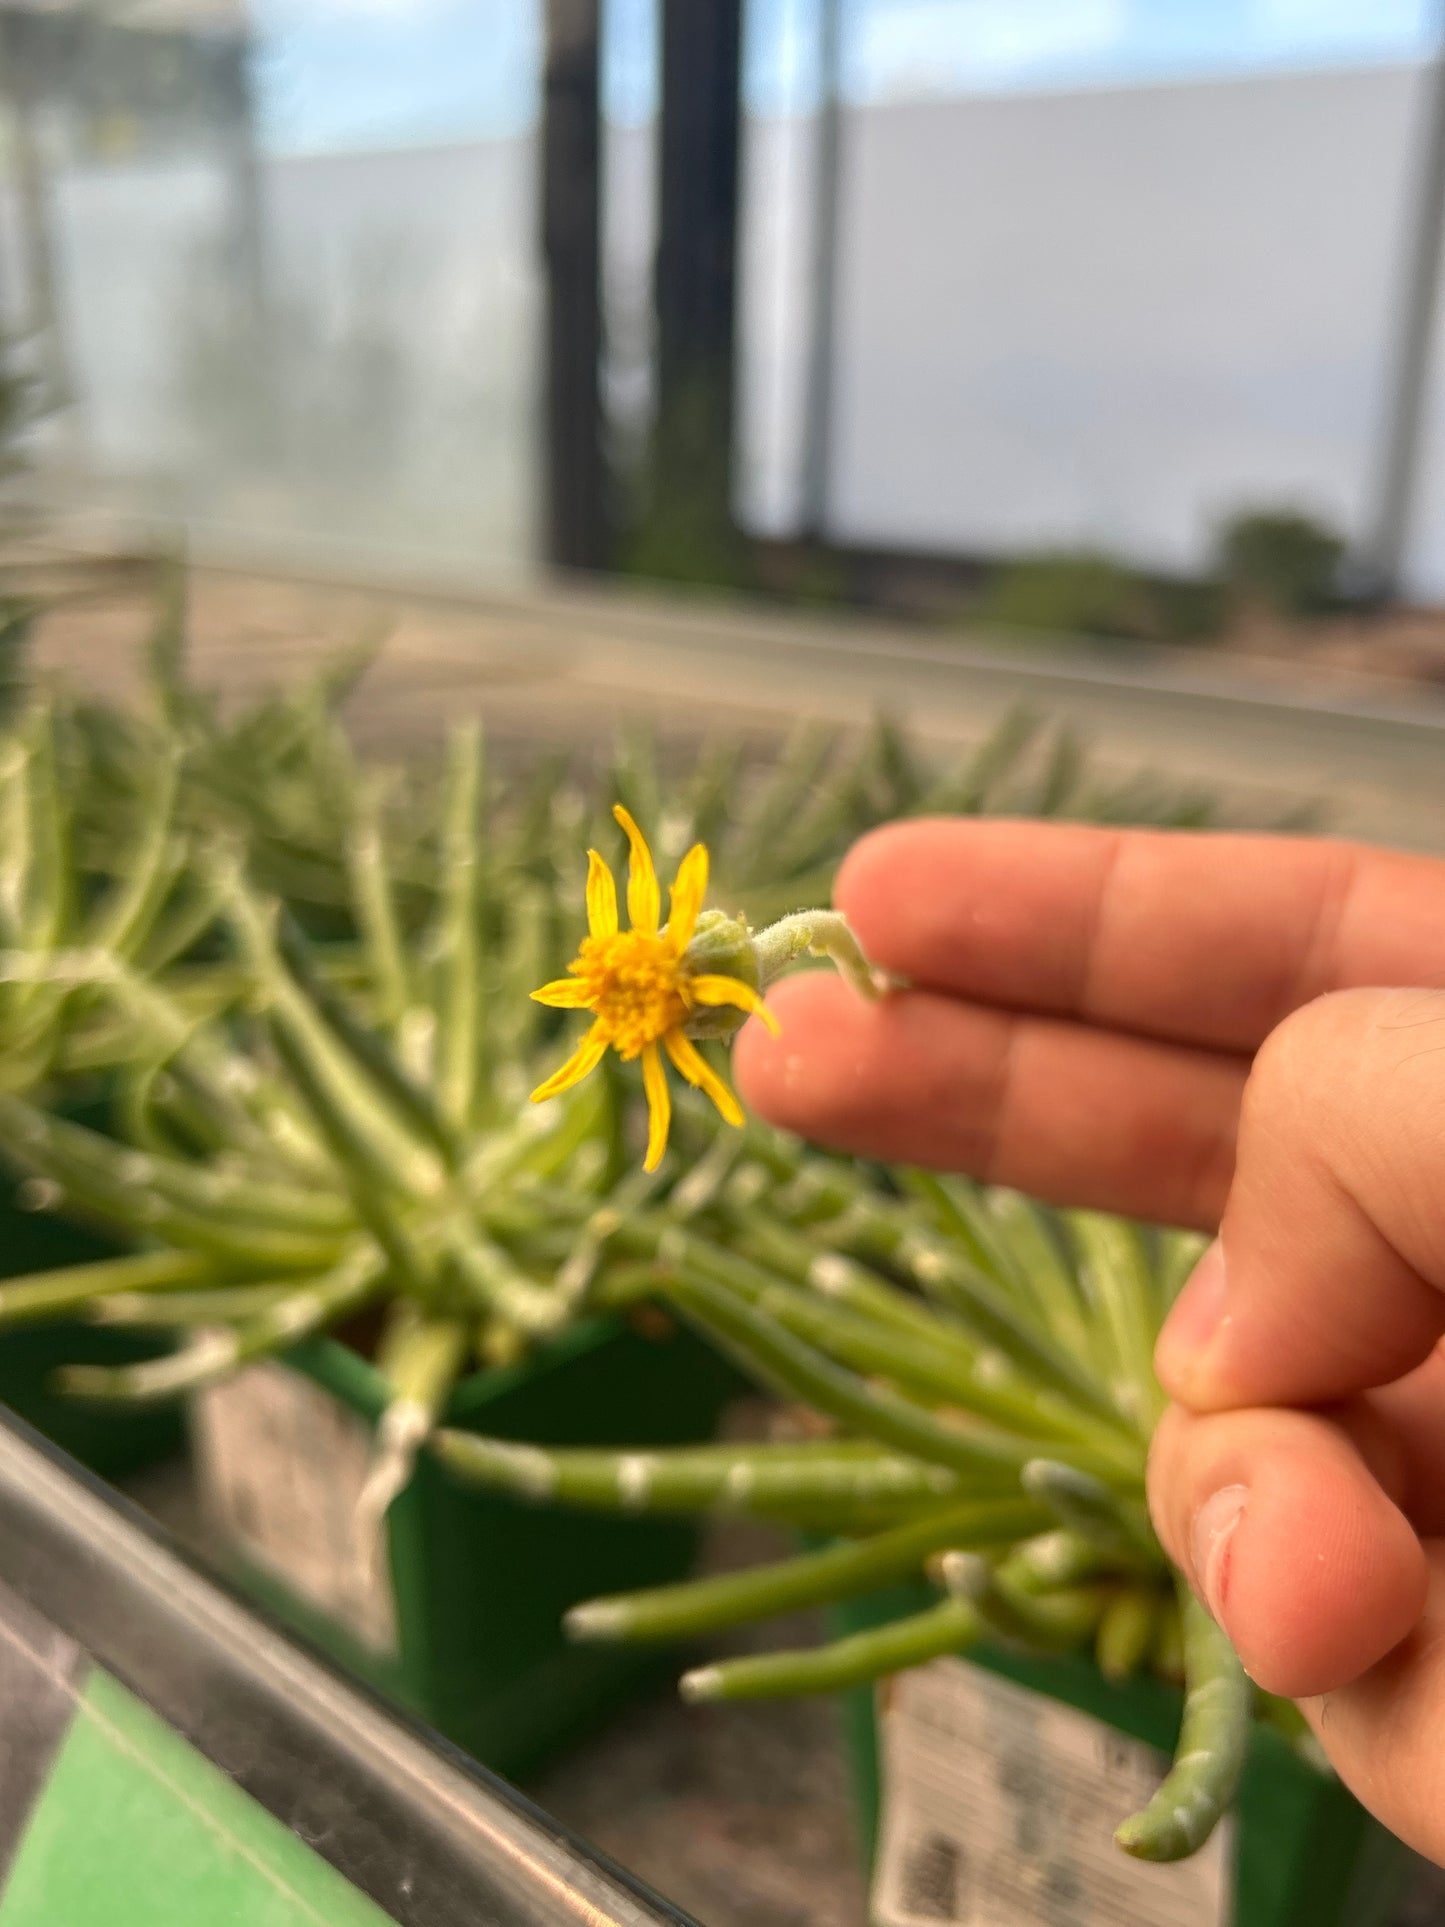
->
[0, 1580, 389, 1927]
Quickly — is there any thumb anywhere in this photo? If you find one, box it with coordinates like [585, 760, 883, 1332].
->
[1156, 986, 1445, 1412]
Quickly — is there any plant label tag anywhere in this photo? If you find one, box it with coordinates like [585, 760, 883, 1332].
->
[193, 1363, 399, 1658]
[872, 1656, 1232, 1927]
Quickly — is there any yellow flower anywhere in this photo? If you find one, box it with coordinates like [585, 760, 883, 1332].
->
[530, 806, 780, 1170]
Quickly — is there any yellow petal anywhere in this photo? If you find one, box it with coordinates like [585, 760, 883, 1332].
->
[530, 976, 594, 1009]
[666, 843, 709, 951]
[664, 1028, 744, 1128]
[586, 850, 619, 938]
[688, 973, 781, 1036]
[530, 1020, 609, 1103]
[613, 803, 660, 933]
[641, 1041, 671, 1172]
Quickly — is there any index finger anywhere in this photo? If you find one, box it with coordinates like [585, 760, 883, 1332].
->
[836, 821, 1445, 1055]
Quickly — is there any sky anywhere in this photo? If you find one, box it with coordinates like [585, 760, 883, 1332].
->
[250, 0, 1443, 156]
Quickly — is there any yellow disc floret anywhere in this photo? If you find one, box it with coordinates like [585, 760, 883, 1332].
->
[570, 929, 688, 1060]
[529, 804, 779, 1170]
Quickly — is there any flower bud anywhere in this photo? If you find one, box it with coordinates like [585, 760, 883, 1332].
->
[682, 910, 760, 1040]
[681, 906, 885, 1043]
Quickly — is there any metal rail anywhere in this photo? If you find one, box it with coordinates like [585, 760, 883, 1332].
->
[0, 1412, 701, 1927]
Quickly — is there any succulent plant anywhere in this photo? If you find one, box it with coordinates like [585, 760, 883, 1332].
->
[436, 1147, 1278, 1863]
[0, 588, 1323, 1868]
[0, 736, 877, 1539]
[0, 693, 216, 1094]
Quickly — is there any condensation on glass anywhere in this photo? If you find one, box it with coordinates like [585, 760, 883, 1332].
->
[0, 0, 543, 587]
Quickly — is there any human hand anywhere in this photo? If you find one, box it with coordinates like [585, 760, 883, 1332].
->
[735, 818, 1445, 1863]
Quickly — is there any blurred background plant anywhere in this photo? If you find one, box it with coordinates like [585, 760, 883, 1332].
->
[965, 506, 1348, 650]
[1216, 508, 1348, 621]
[970, 548, 1230, 647]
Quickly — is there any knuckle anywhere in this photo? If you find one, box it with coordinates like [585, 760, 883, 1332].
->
[1241, 988, 1388, 1137]
[1243, 987, 1445, 1220]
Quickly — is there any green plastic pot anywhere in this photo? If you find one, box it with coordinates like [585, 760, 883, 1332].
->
[832, 1583, 1413, 1927]
[192, 1313, 743, 1782]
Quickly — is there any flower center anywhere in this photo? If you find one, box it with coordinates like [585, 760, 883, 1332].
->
[573, 930, 687, 1059]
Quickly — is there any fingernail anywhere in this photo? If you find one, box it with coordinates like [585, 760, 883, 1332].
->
[1156, 1240, 1228, 1384]
[1190, 1483, 1248, 1625]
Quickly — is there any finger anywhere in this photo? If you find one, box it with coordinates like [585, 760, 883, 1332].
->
[1362, 1347, 1445, 1536]
[735, 971, 1244, 1228]
[836, 821, 1445, 1055]
[1146, 1403, 1426, 1699]
[1297, 1543, 1445, 1867]
[1156, 987, 1445, 1410]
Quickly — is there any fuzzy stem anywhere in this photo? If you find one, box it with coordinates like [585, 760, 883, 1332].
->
[274, 907, 459, 1173]
[1002, 1529, 1117, 1591]
[263, 1015, 434, 1301]
[751, 910, 885, 1001]
[0, 736, 32, 939]
[980, 1188, 1097, 1363]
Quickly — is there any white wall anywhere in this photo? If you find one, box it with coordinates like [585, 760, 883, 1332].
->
[741, 63, 1445, 594]
[30, 59, 1445, 600]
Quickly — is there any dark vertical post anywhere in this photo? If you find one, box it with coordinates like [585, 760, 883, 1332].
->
[649, 0, 743, 577]
[800, 0, 843, 541]
[541, 0, 608, 571]
[1361, 10, 1445, 600]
